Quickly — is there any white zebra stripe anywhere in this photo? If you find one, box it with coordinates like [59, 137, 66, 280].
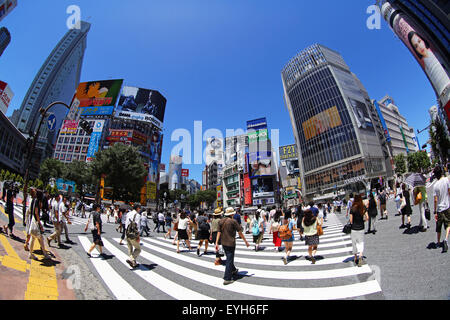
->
[78, 236, 145, 300]
[101, 238, 214, 300]
[140, 237, 373, 280]
[112, 238, 381, 300]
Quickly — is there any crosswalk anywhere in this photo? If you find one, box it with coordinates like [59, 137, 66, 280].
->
[78, 213, 383, 300]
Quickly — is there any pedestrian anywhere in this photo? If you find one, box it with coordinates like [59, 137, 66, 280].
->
[85, 204, 107, 259]
[432, 166, 450, 252]
[250, 209, 264, 251]
[367, 192, 378, 234]
[176, 210, 192, 253]
[196, 210, 211, 256]
[349, 194, 369, 267]
[164, 212, 174, 239]
[27, 188, 52, 260]
[1, 181, 17, 238]
[296, 206, 305, 241]
[157, 210, 166, 233]
[41, 191, 51, 228]
[215, 207, 250, 285]
[279, 212, 295, 265]
[47, 194, 63, 248]
[210, 208, 224, 265]
[269, 209, 282, 252]
[413, 185, 428, 232]
[119, 208, 128, 245]
[172, 210, 181, 245]
[395, 183, 402, 215]
[400, 183, 413, 229]
[233, 208, 242, 226]
[189, 210, 197, 240]
[125, 204, 142, 268]
[151, 210, 159, 232]
[301, 209, 320, 264]
[378, 189, 388, 220]
[113, 205, 119, 224]
[106, 206, 112, 223]
[60, 196, 73, 244]
[140, 211, 150, 237]
[346, 194, 354, 218]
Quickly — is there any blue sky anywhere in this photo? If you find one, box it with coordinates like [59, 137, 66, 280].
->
[0, 0, 438, 183]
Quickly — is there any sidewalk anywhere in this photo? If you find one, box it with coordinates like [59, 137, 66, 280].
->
[0, 205, 76, 300]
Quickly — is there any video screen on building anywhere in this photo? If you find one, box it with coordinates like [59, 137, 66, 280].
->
[248, 151, 274, 178]
[116, 86, 167, 128]
[285, 159, 299, 175]
[252, 177, 274, 198]
[302, 106, 342, 141]
[348, 98, 374, 132]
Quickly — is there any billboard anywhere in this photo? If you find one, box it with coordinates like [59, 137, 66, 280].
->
[348, 98, 375, 132]
[285, 159, 300, 176]
[374, 100, 392, 143]
[148, 129, 163, 184]
[0, 80, 13, 114]
[302, 106, 342, 141]
[0, 0, 17, 22]
[247, 118, 267, 131]
[252, 177, 275, 198]
[382, 3, 450, 107]
[181, 169, 189, 177]
[60, 120, 79, 134]
[116, 86, 167, 128]
[279, 144, 298, 160]
[248, 128, 268, 144]
[248, 151, 274, 178]
[86, 120, 105, 162]
[71, 79, 123, 117]
[56, 178, 76, 193]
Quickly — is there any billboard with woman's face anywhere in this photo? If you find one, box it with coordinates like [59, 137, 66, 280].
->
[381, 3, 450, 106]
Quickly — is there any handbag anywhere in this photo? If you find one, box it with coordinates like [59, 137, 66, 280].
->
[30, 217, 41, 237]
[317, 223, 323, 236]
[173, 221, 179, 232]
[342, 223, 352, 234]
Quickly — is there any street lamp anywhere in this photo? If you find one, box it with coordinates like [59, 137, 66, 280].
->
[21, 101, 82, 224]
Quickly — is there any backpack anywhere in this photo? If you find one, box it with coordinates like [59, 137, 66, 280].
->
[252, 218, 260, 236]
[279, 222, 292, 240]
[126, 212, 140, 240]
[198, 216, 210, 231]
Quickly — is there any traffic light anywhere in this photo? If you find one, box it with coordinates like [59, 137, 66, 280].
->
[79, 119, 93, 135]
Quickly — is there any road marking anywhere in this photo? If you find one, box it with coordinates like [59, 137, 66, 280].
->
[112, 238, 381, 300]
[140, 238, 373, 280]
[78, 236, 145, 300]
[101, 238, 214, 300]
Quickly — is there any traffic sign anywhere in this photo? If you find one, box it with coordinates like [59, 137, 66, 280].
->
[47, 114, 56, 132]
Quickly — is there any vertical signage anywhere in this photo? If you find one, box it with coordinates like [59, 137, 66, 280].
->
[86, 120, 105, 162]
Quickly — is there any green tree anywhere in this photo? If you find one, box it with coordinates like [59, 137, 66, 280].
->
[394, 154, 407, 176]
[429, 119, 450, 165]
[65, 160, 91, 199]
[39, 158, 66, 185]
[0, 169, 5, 181]
[407, 151, 431, 173]
[91, 143, 147, 204]
[4, 170, 11, 181]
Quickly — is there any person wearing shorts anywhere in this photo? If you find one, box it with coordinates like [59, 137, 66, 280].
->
[281, 215, 295, 265]
[176, 211, 192, 253]
[433, 166, 450, 252]
[85, 204, 106, 258]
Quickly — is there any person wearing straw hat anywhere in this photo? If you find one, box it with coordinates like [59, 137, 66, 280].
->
[216, 207, 250, 285]
[210, 208, 224, 265]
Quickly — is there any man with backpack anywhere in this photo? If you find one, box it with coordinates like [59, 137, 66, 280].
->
[125, 204, 142, 268]
[85, 204, 106, 259]
[196, 210, 210, 256]
[378, 189, 388, 220]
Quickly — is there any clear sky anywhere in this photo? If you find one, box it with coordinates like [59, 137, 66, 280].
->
[0, 0, 439, 183]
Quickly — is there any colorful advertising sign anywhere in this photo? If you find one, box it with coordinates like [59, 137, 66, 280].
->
[148, 129, 163, 184]
[279, 144, 298, 160]
[71, 79, 123, 117]
[247, 118, 268, 131]
[248, 151, 274, 178]
[160, 163, 166, 172]
[60, 120, 79, 134]
[56, 178, 76, 193]
[302, 106, 342, 141]
[248, 129, 268, 144]
[374, 100, 392, 143]
[116, 86, 167, 128]
[382, 3, 450, 107]
[147, 181, 157, 200]
[251, 177, 274, 198]
[181, 169, 189, 177]
[0, 80, 13, 114]
[86, 120, 105, 162]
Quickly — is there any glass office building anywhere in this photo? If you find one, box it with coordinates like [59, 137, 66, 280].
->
[282, 44, 387, 199]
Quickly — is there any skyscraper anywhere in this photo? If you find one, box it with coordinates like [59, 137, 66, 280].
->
[282, 44, 387, 200]
[13, 21, 90, 176]
[0, 0, 17, 22]
[0, 27, 11, 57]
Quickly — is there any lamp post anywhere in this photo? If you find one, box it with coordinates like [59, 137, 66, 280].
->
[21, 101, 92, 224]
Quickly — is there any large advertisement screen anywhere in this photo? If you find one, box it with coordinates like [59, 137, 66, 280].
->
[148, 130, 163, 184]
[60, 120, 79, 134]
[71, 79, 123, 117]
[382, 3, 450, 106]
[348, 98, 375, 132]
[248, 151, 274, 177]
[302, 106, 342, 141]
[252, 177, 274, 198]
[0, 80, 13, 114]
[116, 86, 167, 129]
